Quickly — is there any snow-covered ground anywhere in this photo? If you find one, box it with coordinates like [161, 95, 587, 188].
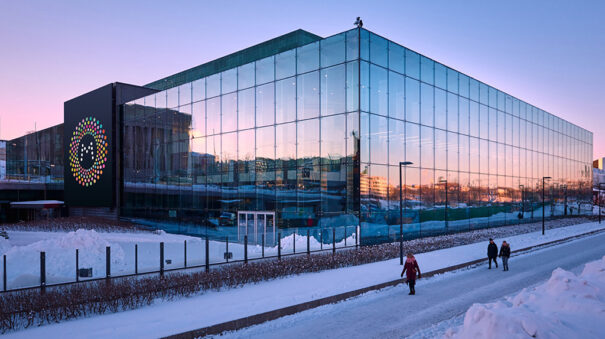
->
[442, 255, 605, 338]
[3, 221, 604, 338]
[220, 231, 605, 339]
[0, 229, 355, 290]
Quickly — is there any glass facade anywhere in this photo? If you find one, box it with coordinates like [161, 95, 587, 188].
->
[122, 28, 593, 241]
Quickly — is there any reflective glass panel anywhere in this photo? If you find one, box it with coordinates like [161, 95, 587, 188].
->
[276, 50, 296, 80]
[321, 33, 345, 68]
[297, 41, 319, 74]
[420, 56, 434, 85]
[405, 77, 420, 123]
[238, 63, 255, 90]
[297, 119, 319, 165]
[370, 64, 388, 116]
[238, 88, 255, 130]
[370, 114, 388, 164]
[256, 56, 274, 85]
[321, 114, 346, 164]
[421, 83, 434, 126]
[388, 41, 405, 74]
[221, 93, 237, 133]
[256, 83, 274, 127]
[388, 71, 405, 120]
[221, 69, 237, 94]
[405, 49, 420, 79]
[369, 33, 388, 67]
[321, 64, 346, 116]
[297, 71, 319, 120]
[276, 77, 296, 123]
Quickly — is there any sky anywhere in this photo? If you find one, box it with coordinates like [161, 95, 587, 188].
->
[0, 0, 603, 158]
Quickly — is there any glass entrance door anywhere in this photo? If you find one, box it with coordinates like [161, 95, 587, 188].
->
[237, 211, 276, 245]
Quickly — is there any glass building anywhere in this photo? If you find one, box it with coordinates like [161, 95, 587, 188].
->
[120, 28, 593, 242]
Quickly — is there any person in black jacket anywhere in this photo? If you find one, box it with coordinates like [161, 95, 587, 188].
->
[487, 238, 498, 269]
[499, 241, 511, 271]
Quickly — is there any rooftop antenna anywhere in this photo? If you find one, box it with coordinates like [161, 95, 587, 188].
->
[354, 17, 363, 28]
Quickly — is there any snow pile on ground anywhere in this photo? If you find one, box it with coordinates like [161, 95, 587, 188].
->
[445, 256, 605, 339]
[3, 229, 126, 286]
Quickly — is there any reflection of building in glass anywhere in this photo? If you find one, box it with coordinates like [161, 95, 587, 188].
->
[4, 124, 64, 182]
[0, 28, 594, 239]
[121, 27, 593, 238]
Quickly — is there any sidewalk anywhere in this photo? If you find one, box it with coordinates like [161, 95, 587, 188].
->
[6, 221, 605, 339]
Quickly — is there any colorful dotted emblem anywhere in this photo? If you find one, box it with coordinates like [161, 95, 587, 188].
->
[68, 117, 108, 187]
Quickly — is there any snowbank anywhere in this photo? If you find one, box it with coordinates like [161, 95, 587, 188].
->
[445, 255, 605, 339]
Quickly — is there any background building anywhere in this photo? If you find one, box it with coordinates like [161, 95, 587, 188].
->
[0, 27, 594, 243]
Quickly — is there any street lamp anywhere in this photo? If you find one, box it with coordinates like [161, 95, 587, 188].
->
[399, 161, 413, 265]
[542, 176, 551, 235]
[519, 184, 525, 221]
[599, 183, 605, 224]
[440, 179, 448, 232]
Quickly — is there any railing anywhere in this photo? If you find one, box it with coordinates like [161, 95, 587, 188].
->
[0, 225, 359, 293]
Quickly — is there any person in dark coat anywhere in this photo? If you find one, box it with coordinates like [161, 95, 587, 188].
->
[401, 252, 421, 295]
[487, 238, 498, 269]
[499, 241, 511, 271]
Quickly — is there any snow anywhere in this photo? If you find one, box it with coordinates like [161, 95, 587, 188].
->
[445, 256, 605, 339]
[0, 228, 356, 290]
[223, 231, 605, 339]
[3, 221, 605, 338]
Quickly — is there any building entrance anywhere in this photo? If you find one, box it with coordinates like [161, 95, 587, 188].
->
[237, 211, 276, 245]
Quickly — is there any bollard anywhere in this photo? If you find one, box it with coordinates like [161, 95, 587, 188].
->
[40, 252, 46, 289]
[344, 227, 347, 247]
[262, 234, 265, 258]
[332, 228, 336, 255]
[184, 240, 187, 268]
[278, 232, 282, 260]
[307, 230, 310, 255]
[160, 242, 164, 277]
[293, 231, 296, 254]
[76, 249, 79, 282]
[106, 246, 111, 278]
[205, 237, 209, 272]
[135, 244, 138, 275]
[244, 235, 248, 264]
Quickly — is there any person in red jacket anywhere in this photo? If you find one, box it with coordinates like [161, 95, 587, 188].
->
[401, 252, 421, 295]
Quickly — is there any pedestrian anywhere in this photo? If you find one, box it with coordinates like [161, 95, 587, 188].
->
[487, 238, 498, 269]
[499, 241, 511, 271]
[401, 252, 421, 295]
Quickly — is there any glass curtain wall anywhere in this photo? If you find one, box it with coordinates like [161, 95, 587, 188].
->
[358, 29, 593, 242]
[122, 28, 593, 242]
[123, 29, 361, 232]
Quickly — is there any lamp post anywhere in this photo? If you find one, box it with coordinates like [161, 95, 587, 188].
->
[519, 184, 525, 221]
[399, 161, 413, 265]
[597, 182, 605, 224]
[440, 179, 448, 232]
[542, 176, 551, 235]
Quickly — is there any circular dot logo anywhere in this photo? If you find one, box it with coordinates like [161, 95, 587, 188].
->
[68, 117, 108, 187]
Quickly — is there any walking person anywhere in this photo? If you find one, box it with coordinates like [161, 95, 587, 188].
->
[487, 238, 498, 269]
[499, 241, 511, 271]
[401, 252, 421, 295]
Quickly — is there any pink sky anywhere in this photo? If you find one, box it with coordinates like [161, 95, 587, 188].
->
[0, 1, 603, 158]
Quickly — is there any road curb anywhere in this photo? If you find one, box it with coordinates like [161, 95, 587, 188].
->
[163, 227, 605, 339]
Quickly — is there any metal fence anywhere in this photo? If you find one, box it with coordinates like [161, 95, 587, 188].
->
[0, 225, 359, 293]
